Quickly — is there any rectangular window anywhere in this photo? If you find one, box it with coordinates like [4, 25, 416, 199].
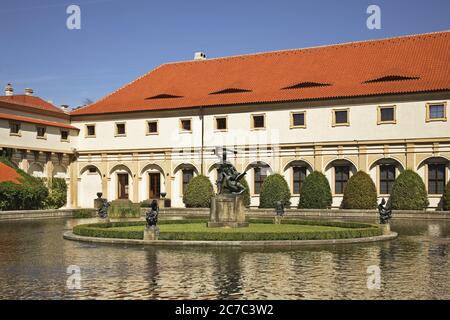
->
[333, 109, 349, 126]
[252, 114, 265, 129]
[61, 130, 69, 141]
[254, 167, 268, 194]
[380, 165, 396, 194]
[182, 169, 194, 194]
[180, 119, 192, 132]
[115, 123, 126, 136]
[428, 164, 446, 194]
[378, 106, 396, 124]
[9, 122, 21, 135]
[215, 117, 227, 131]
[86, 124, 96, 137]
[293, 167, 307, 194]
[426, 103, 447, 121]
[147, 121, 158, 134]
[291, 112, 306, 128]
[36, 126, 46, 138]
[335, 166, 350, 194]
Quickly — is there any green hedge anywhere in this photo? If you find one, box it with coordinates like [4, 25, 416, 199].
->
[390, 169, 429, 210]
[298, 171, 332, 209]
[43, 178, 67, 209]
[72, 209, 96, 218]
[342, 171, 377, 209]
[443, 180, 450, 211]
[73, 219, 381, 241]
[259, 173, 291, 208]
[183, 175, 214, 208]
[0, 159, 49, 211]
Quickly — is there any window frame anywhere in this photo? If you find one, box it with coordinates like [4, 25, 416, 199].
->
[36, 125, 47, 140]
[179, 118, 193, 133]
[332, 108, 350, 127]
[377, 105, 397, 125]
[290, 111, 306, 129]
[214, 116, 228, 132]
[114, 122, 127, 137]
[182, 168, 194, 195]
[292, 166, 307, 195]
[334, 165, 350, 194]
[146, 120, 159, 135]
[379, 164, 396, 195]
[253, 166, 268, 195]
[251, 114, 266, 130]
[60, 129, 70, 142]
[427, 163, 446, 195]
[426, 102, 447, 122]
[85, 124, 96, 138]
[9, 121, 21, 136]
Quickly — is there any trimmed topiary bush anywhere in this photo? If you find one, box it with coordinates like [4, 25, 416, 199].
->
[443, 180, 450, 211]
[183, 175, 214, 208]
[342, 171, 377, 209]
[259, 173, 291, 208]
[298, 171, 332, 209]
[389, 169, 429, 210]
[240, 176, 251, 207]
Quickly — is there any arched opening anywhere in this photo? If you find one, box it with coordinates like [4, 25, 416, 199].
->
[109, 165, 133, 201]
[244, 161, 272, 196]
[418, 156, 450, 198]
[78, 165, 102, 208]
[325, 159, 357, 196]
[140, 164, 165, 202]
[172, 163, 199, 207]
[28, 162, 44, 178]
[369, 158, 404, 196]
[52, 164, 67, 178]
[283, 160, 313, 196]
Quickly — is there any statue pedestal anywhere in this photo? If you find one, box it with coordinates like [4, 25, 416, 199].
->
[208, 194, 248, 228]
[380, 223, 391, 235]
[274, 216, 283, 225]
[144, 225, 159, 240]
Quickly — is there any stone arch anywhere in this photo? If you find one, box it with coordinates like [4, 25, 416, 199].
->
[172, 163, 200, 207]
[139, 163, 166, 202]
[417, 156, 450, 170]
[109, 164, 132, 176]
[368, 158, 405, 196]
[369, 157, 405, 171]
[283, 159, 314, 173]
[283, 160, 314, 196]
[109, 164, 134, 201]
[324, 158, 358, 172]
[28, 162, 44, 177]
[79, 164, 102, 176]
[78, 165, 102, 208]
[173, 163, 199, 175]
[52, 164, 67, 178]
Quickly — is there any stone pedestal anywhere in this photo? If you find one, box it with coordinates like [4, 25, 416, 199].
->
[208, 194, 249, 228]
[143, 225, 159, 240]
[274, 216, 283, 225]
[380, 223, 391, 235]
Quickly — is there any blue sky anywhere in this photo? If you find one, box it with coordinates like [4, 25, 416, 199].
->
[0, 0, 449, 108]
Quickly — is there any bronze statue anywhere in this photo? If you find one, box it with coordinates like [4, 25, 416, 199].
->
[275, 201, 285, 216]
[378, 198, 392, 224]
[98, 198, 110, 219]
[217, 162, 246, 195]
[146, 200, 159, 227]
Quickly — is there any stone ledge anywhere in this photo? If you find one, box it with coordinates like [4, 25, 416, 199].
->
[63, 231, 398, 247]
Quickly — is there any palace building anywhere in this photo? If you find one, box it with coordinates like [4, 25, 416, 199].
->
[1, 31, 449, 209]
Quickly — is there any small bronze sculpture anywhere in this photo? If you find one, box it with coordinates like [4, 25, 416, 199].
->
[275, 201, 285, 216]
[378, 198, 392, 224]
[145, 200, 159, 227]
[98, 198, 110, 219]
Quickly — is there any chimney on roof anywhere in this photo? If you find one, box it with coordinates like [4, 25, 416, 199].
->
[194, 52, 207, 60]
[4, 83, 13, 96]
[24, 88, 34, 96]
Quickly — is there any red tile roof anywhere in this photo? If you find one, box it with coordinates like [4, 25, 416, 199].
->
[0, 95, 66, 115]
[0, 163, 21, 184]
[0, 113, 79, 130]
[71, 31, 450, 116]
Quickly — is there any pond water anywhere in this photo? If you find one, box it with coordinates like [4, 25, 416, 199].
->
[0, 218, 448, 299]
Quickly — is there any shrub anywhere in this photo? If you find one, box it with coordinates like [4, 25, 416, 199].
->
[259, 173, 291, 208]
[0, 160, 49, 211]
[240, 176, 251, 207]
[44, 178, 67, 209]
[389, 169, 429, 210]
[298, 171, 332, 209]
[183, 175, 214, 208]
[443, 180, 450, 211]
[342, 171, 377, 209]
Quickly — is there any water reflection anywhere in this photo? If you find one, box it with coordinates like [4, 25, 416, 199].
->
[0, 218, 448, 299]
